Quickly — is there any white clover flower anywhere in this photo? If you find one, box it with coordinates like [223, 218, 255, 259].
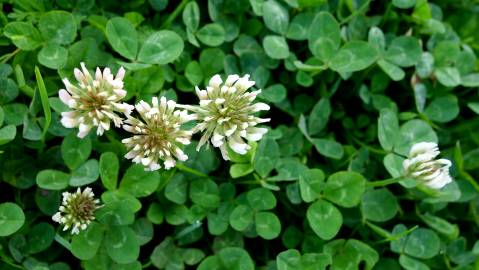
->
[179, 74, 270, 160]
[52, 187, 102, 235]
[58, 62, 134, 138]
[403, 142, 453, 189]
[122, 96, 194, 171]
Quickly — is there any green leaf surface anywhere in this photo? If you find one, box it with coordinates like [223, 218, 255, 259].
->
[263, 35, 290, 59]
[262, 0, 289, 35]
[61, 132, 92, 170]
[329, 41, 379, 73]
[308, 12, 340, 61]
[36, 169, 70, 190]
[299, 168, 324, 203]
[99, 152, 119, 191]
[247, 188, 277, 211]
[71, 222, 104, 260]
[105, 226, 140, 264]
[307, 200, 342, 240]
[324, 171, 366, 208]
[106, 17, 138, 60]
[138, 30, 184, 64]
[119, 164, 160, 198]
[197, 23, 226, 47]
[385, 36, 421, 67]
[38, 10, 77, 45]
[0, 203, 25, 236]
[255, 212, 281, 240]
[361, 188, 398, 222]
[4, 22, 43, 50]
[38, 44, 68, 69]
[69, 159, 99, 186]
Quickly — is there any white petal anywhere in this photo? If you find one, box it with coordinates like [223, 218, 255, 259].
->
[112, 102, 134, 114]
[74, 68, 84, 83]
[77, 124, 92, 138]
[224, 125, 237, 137]
[95, 67, 102, 80]
[164, 158, 176, 169]
[80, 62, 91, 79]
[141, 157, 153, 166]
[409, 142, 439, 159]
[58, 89, 72, 105]
[62, 78, 76, 93]
[175, 148, 188, 161]
[167, 99, 176, 110]
[114, 89, 127, 98]
[228, 136, 248, 155]
[148, 163, 161, 171]
[100, 121, 110, 131]
[61, 115, 78, 128]
[209, 74, 223, 88]
[225, 74, 240, 86]
[200, 100, 212, 106]
[52, 212, 62, 223]
[195, 86, 208, 100]
[245, 127, 268, 141]
[71, 225, 80, 235]
[251, 102, 270, 112]
[176, 137, 191, 145]
[219, 144, 230, 160]
[235, 74, 255, 90]
[425, 170, 452, 189]
[116, 66, 125, 80]
[124, 151, 138, 159]
[211, 132, 224, 147]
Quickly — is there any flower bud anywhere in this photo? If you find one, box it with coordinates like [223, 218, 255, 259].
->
[403, 142, 452, 189]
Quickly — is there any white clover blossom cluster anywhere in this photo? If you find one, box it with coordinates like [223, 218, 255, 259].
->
[59, 62, 134, 138]
[178, 74, 270, 160]
[122, 97, 194, 171]
[58, 67, 271, 170]
[403, 142, 453, 189]
[52, 187, 102, 235]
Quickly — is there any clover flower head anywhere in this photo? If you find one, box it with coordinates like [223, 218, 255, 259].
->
[58, 62, 134, 138]
[122, 96, 194, 171]
[182, 74, 270, 160]
[52, 187, 102, 235]
[402, 142, 452, 189]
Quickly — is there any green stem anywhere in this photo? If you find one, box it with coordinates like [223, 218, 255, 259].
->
[175, 220, 202, 239]
[448, 118, 479, 133]
[367, 177, 404, 187]
[238, 180, 260, 185]
[175, 163, 208, 178]
[379, 2, 392, 27]
[350, 136, 389, 155]
[460, 171, 479, 192]
[0, 258, 24, 269]
[418, 114, 440, 130]
[14, 65, 34, 98]
[160, 0, 190, 29]
[54, 233, 71, 251]
[339, 0, 372, 25]
[157, 168, 177, 191]
[142, 261, 152, 269]
[0, 48, 20, 64]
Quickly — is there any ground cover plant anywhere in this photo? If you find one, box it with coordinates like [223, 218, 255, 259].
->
[1, 0, 479, 269]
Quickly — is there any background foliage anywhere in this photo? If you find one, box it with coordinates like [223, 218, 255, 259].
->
[1, 0, 479, 269]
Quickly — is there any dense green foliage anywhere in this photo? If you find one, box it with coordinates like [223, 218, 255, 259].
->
[1, 0, 479, 269]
